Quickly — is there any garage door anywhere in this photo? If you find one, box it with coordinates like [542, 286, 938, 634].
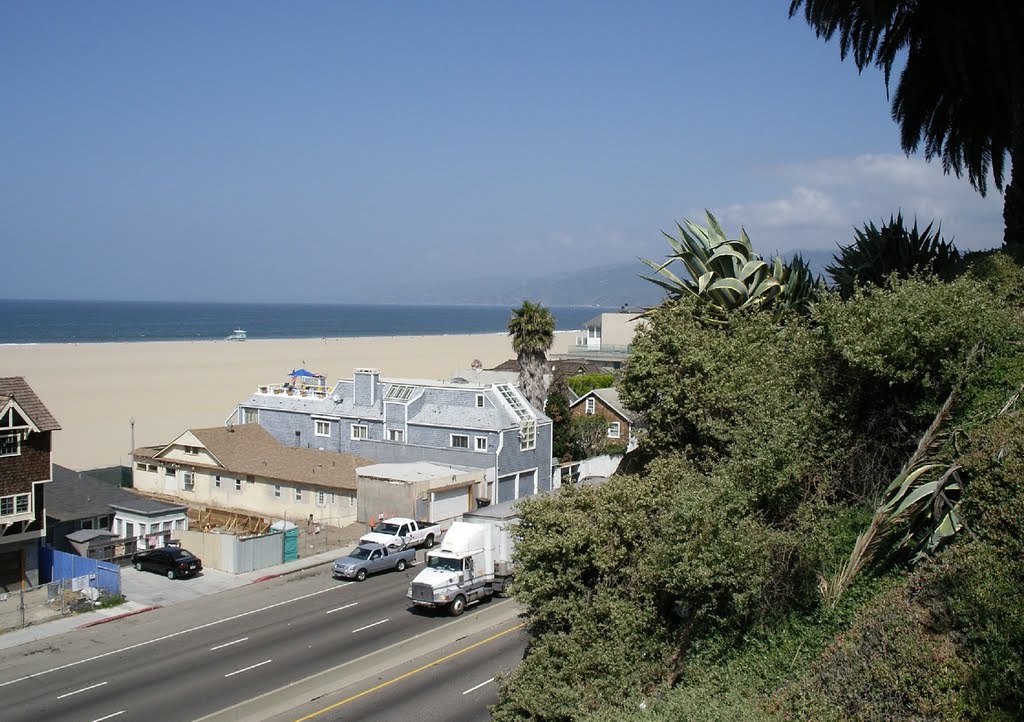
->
[517, 470, 537, 499]
[497, 474, 517, 503]
[431, 486, 471, 522]
[0, 550, 22, 592]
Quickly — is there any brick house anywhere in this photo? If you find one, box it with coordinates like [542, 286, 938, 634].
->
[0, 377, 60, 591]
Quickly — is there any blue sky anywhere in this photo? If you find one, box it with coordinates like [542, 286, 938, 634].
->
[2, 2, 1005, 303]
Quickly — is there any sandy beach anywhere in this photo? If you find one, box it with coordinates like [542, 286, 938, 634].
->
[1, 331, 575, 471]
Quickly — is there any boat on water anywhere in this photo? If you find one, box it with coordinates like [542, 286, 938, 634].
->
[226, 329, 247, 341]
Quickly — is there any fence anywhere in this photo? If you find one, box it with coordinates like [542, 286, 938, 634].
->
[0, 579, 75, 633]
[40, 547, 122, 596]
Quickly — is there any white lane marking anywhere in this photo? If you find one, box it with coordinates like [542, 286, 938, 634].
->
[224, 659, 272, 678]
[326, 602, 358, 615]
[90, 712, 124, 722]
[462, 677, 495, 695]
[57, 681, 108, 699]
[210, 637, 249, 651]
[0, 586, 346, 688]
[351, 619, 388, 633]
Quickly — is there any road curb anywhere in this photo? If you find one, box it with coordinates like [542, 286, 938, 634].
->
[197, 600, 524, 722]
[249, 558, 333, 584]
[76, 605, 162, 629]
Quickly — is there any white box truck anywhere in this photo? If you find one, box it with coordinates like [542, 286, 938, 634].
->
[407, 499, 519, 616]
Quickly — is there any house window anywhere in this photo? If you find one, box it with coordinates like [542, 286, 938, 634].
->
[235, 478, 242, 492]
[82, 519, 94, 530]
[295, 487, 303, 502]
[0, 493, 31, 517]
[183, 445, 199, 455]
[451, 434, 469, 449]
[519, 419, 537, 451]
[0, 433, 20, 457]
[389, 429, 404, 442]
[182, 471, 195, 492]
[475, 436, 488, 452]
[607, 422, 621, 439]
[317, 490, 326, 506]
[585, 398, 596, 414]
[214, 475, 222, 488]
[165, 467, 175, 478]
[135, 461, 147, 471]
[351, 424, 368, 440]
[315, 420, 331, 437]
[475, 394, 484, 408]
[98, 515, 111, 529]
[274, 485, 282, 498]
[243, 408, 258, 424]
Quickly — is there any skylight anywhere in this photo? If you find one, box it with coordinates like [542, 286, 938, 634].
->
[385, 385, 415, 401]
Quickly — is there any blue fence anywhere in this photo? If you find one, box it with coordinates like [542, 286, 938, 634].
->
[39, 547, 121, 596]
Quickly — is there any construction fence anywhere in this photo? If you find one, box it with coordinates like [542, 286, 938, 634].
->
[0, 578, 108, 634]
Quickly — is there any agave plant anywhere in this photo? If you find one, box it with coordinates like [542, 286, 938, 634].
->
[640, 210, 822, 323]
[827, 212, 961, 298]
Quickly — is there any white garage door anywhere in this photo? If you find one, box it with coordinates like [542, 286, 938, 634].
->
[431, 486, 471, 522]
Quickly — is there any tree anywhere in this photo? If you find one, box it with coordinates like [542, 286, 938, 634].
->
[569, 414, 612, 460]
[507, 301, 555, 411]
[789, 1, 1024, 251]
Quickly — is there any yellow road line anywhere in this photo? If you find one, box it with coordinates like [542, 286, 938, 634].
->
[292, 622, 525, 721]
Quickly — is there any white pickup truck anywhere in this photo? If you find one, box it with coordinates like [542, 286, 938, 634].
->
[360, 517, 441, 551]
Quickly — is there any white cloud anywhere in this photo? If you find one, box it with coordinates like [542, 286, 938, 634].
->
[717, 154, 1004, 253]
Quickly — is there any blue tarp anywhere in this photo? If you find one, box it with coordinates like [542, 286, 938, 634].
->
[290, 368, 322, 378]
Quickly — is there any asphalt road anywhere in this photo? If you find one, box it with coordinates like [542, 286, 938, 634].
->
[0, 562, 522, 722]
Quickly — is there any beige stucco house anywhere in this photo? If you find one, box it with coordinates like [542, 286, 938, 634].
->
[132, 424, 372, 527]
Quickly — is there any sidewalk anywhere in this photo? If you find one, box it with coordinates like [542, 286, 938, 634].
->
[0, 523, 368, 652]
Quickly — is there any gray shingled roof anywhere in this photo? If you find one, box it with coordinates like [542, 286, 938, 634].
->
[0, 377, 60, 431]
[136, 424, 372, 491]
[572, 387, 636, 422]
[48, 464, 182, 521]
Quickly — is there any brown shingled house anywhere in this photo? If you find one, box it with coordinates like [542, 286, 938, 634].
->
[1, 377, 61, 591]
[131, 423, 372, 530]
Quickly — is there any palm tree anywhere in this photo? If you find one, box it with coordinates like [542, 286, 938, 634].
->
[507, 301, 555, 411]
[789, 1, 1024, 252]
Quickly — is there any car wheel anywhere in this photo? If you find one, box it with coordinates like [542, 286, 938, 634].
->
[167, 569, 176, 580]
[423, 534, 435, 549]
[396, 558, 407, 572]
[450, 595, 466, 617]
[355, 568, 367, 582]
[134, 562, 143, 571]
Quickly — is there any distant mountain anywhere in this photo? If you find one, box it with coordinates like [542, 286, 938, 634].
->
[379, 249, 838, 307]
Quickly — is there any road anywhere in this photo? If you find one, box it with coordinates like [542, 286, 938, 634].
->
[0, 562, 523, 722]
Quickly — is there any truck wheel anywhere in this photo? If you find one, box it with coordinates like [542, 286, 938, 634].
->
[423, 534, 435, 549]
[395, 558, 407, 572]
[355, 568, 367, 582]
[450, 595, 466, 617]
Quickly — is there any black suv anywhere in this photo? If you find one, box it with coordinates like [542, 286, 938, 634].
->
[132, 547, 203, 579]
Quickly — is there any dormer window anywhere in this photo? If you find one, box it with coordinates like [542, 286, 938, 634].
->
[183, 445, 199, 455]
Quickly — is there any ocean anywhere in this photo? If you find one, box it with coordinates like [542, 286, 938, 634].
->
[0, 299, 609, 344]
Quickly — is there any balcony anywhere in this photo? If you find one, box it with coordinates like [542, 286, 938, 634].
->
[256, 384, 329, 399]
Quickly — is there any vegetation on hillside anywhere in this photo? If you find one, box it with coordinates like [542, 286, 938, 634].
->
[491, 240, 1024, 720]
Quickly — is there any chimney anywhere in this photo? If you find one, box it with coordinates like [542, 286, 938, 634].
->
[353, 368, 381, 406]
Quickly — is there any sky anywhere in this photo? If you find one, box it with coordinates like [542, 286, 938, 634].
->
[2, 2, 1006, 303]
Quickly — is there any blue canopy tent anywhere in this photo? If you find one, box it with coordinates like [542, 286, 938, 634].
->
[289, 368, 322, 378]
[286, 367, 326, 391]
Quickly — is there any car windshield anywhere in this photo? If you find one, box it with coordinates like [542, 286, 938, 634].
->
[427, 556, 462, 572]
[168, 549, 195, 560]
[347, 546, 372, 560]
[372, 522, 402, 534]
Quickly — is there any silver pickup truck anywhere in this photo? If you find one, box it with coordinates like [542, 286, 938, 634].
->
[331, 542, 416, 581]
